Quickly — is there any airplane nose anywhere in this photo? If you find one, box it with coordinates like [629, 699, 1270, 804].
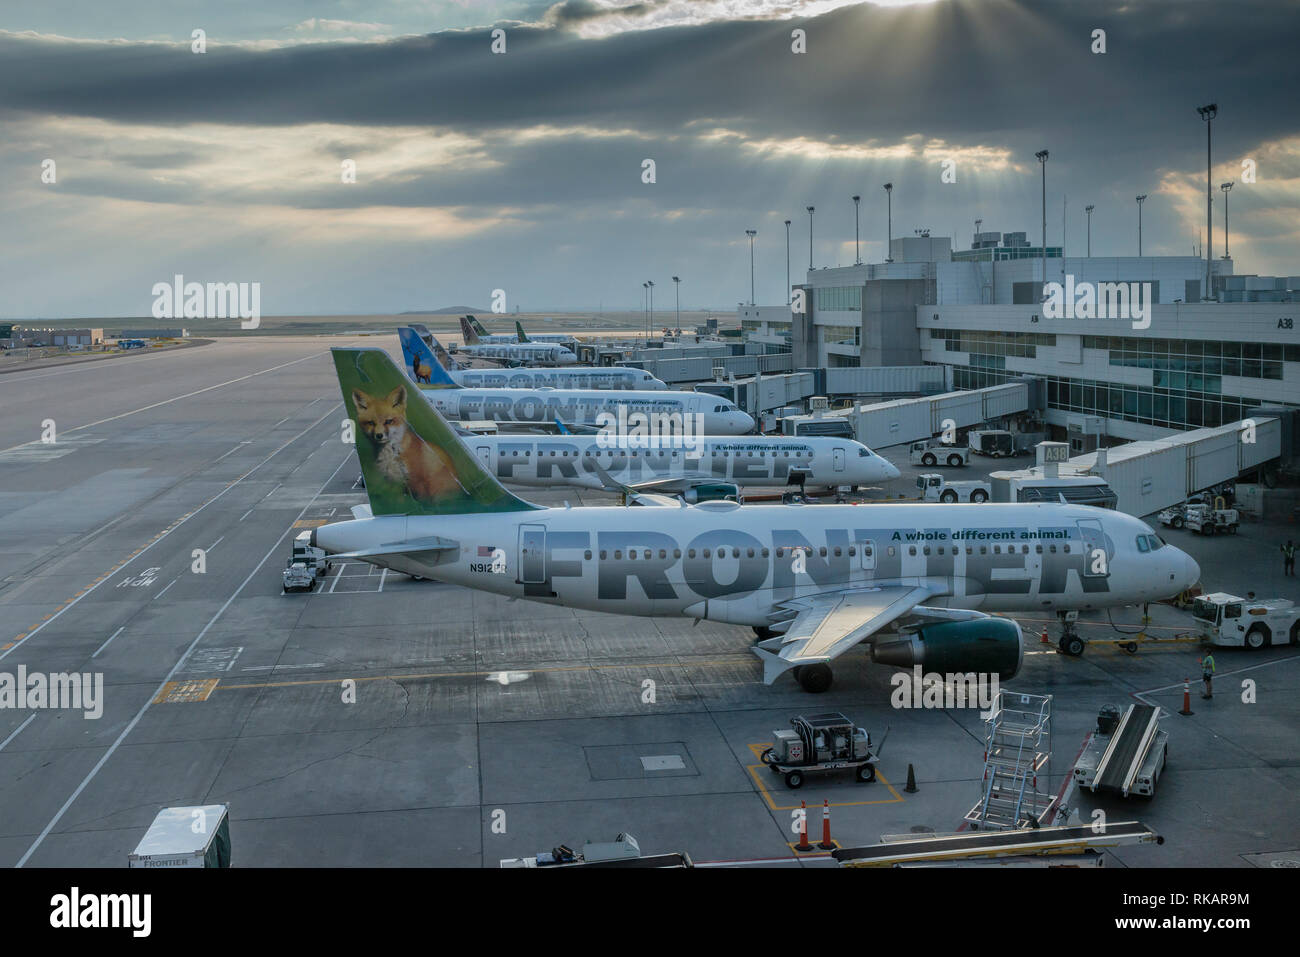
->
[1183, 550, 1201, 590]
[881, 457, 901, 480]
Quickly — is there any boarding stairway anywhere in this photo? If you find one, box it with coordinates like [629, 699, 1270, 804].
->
[965, 692, 1055, 831]
[1091, 704, 1160, 795]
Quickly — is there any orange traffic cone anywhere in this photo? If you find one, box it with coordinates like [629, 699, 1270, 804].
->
[796, 800, 812, 852]
[1040, 627, 1050, 644]
[818, 800, 834, 850]
[1179, 677, 1194, 716]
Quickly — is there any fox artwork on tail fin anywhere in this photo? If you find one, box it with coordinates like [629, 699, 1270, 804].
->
[352, 385, 466, 501]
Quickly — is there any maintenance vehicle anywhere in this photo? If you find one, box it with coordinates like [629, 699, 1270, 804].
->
[968, 429, 1014, 457]
[909, 441, 970, 467]
[1072, 705, 1168, 798]
[917, 473, 990, 503]
[290, 529, 330, 577]
[129, 805, 231, 868]
[282, 561, 316, 592]
[760, 712, 883, 789]
[1184, 503, 1239, 535]
[1157, 503, 1189, 529]
[1191, 592, 1300, 649]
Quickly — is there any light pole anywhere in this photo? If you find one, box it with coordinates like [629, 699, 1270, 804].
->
[1220, 182, 1233, 258]
[806, 206, 815, 270]
[1085, 204, 1094, 257]
[852, 195, 861, 265]
[745, 230, 757, 306]
[642, 282, 648, 339]
[1197, 103, 1217, 299]
[1136, 194, 1147, 255]
[672, 276, 680, 330]
[784, 219, 791, 303]
[883, 183, 893, 262]
[1035, 150, 1049, 300]
[647, 280, 655, 335]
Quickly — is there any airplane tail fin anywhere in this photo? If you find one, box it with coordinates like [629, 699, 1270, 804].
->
[429, 335, 459, 371]
[398, 327, 459, 388]
[332, 348, 539, 516]
[470, 316, 490, 337]
[515, 320, 532, 343]
[460, 315, 482, 344]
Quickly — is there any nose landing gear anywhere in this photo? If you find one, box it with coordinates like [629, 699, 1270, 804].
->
[1057, 612, 1085, 657]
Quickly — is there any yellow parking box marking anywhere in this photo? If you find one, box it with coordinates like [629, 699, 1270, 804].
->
[746, 742, 904, 812]
[292, 519, 328, 528]
[152, 679, 219, 704]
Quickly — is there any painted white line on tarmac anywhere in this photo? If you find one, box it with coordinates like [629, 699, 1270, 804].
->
[92, 627, 126, 658]
[0, 715, 37, 753]
[16, 452, 352, 868]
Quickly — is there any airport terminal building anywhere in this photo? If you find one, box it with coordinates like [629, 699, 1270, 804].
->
[759, 231, 1300, 444]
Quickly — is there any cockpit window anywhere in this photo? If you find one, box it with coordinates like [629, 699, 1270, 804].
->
[858, 448, 870, 457]
[1136, 534, 1163, 552]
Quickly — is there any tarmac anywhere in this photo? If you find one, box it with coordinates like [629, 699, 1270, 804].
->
[0, 335, 1296, 868]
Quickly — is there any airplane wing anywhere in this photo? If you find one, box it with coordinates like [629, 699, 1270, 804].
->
[753, 583, 943, 684]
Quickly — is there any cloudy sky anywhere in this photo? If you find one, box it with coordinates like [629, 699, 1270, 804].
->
[3, 0, 1298, 318]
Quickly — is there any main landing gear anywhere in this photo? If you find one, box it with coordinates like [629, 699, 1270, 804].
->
[792, 664, 834, 693]
[752, 626, 834, 692]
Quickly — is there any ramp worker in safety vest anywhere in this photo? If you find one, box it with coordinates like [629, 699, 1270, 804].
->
[1200, 652, 1216, 699]
[1283, 540, 1296, 577]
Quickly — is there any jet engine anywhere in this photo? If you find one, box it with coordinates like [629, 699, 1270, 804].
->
[870, 617, 1023, 680]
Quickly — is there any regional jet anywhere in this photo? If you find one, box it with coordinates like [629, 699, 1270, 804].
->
[315, 348, 1201, 693]
[400, 327, 664, 391]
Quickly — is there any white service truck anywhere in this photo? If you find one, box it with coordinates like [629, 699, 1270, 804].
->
[129, 805, 231, 868]
[1192, 593, 1300, 649]
[1184, 504, 1239, 536]
[917, 473, 990, 503]
[908, 442, 970, 467]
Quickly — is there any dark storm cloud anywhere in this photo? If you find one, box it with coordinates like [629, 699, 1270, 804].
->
[2, 0, 1296, 164]
[3, 0, 1299, 317]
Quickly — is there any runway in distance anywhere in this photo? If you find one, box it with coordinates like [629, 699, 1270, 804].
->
[400, 327, 666, 391]
[456, 316, 577, 365]
[314, 348, 1201, 693]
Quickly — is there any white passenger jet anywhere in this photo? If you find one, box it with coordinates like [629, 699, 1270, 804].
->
[314, 348, 1201, 693]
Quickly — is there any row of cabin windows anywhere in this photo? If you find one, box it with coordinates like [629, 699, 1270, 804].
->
[506, 449, 814, 458]
[574, 543, 1073, 560]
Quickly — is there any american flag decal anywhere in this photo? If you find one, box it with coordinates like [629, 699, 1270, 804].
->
[477, 545, 496, 557]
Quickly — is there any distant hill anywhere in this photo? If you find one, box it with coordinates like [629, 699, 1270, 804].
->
[399, 306, 488, 315]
